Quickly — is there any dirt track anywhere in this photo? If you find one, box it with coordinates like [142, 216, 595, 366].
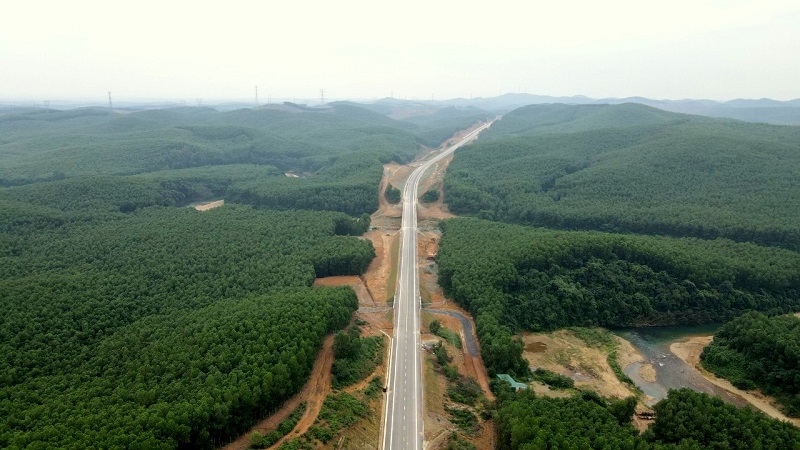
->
[194, 200, 224, 211]
[222, 335, 335, 450]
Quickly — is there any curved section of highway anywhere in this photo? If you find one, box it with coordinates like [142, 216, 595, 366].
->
[382, 121, 494, 450]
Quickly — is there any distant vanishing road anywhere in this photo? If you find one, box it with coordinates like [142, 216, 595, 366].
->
[381, 121, 494, 450]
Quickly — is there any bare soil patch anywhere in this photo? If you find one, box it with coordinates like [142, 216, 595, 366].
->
[521, 330, 639, 400]
[418, 230, 446, 307]
[638, 364, 657, 383]
[417, 154, 456, 221]
[671, 336, 800, 426]
[194, 200, 224, 211]
[314, 276, 375, 307]
[361, 230, 398, 305]
[525, 341, 548, 353]
[669, 336, 711, 368]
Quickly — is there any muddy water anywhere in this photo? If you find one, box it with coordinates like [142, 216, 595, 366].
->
[615, 325, 747, 407]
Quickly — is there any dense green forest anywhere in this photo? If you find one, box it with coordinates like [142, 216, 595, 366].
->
[701, 312, 800, 416]
[3, 288, 356, 449]
[421, 188, 440, 203]
[0, 102, 490, 448]
[0, 165, 281, 219]
[444, 103, 800, 249]
[439, 102, 800, 445]
[0, 206, 372, 448]
[0, 103, 486, 183]
[648, 389, 800, 448]
[0, 106, 412, 181]
[494, 386, 800, 449]
[437, 218, 800, 375]
[0, 104, 487, 216]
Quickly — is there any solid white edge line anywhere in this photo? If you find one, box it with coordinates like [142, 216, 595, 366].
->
[382, 120, 495, 450]
[380, 331, 393, 450]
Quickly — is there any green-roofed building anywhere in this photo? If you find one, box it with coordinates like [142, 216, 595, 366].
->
[497, 374, 528, 391]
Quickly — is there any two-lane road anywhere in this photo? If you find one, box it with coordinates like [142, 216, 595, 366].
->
[382, 121, 494, 450]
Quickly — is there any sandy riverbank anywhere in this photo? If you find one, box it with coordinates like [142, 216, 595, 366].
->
[670, 336, 800, 426]
[616, 338, 657, 383]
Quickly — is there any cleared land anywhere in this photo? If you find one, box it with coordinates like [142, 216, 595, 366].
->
[521, 330, 640, 400]
[194, 199, 224, 211]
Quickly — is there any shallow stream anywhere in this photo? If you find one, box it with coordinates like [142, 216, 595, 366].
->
[615, 325, 747, 407]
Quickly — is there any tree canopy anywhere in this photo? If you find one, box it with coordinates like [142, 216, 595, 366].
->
[437, 218, 800, 375]
[0, 102, 490, 448]
[494, 387, 800, 449]
[0, 204, 377, 448]
[444, 103, 800, 250]
[702, 312, 800, 416]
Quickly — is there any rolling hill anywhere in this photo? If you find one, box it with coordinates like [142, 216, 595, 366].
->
[445, 103, 800, 249]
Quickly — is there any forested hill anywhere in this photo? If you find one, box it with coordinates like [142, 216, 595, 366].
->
[701, 312, 800, 416]
[0, 103, 488, 216]
[477, 103, 696, 138]
[0, 105, 419, 183]
[0, 206, 373, 448]
[0, 103, 488, 184]
[0, 103, 488, 448]
[445, 103, 800, 249]
[437, 218, 800, 375]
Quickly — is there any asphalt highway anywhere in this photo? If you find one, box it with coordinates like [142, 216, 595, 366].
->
[381, 121, 493, 450]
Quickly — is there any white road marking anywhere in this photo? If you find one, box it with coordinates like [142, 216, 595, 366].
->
[381, 121, 495, 450]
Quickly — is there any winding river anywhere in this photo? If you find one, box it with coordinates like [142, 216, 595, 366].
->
[615, 325, 747, 407]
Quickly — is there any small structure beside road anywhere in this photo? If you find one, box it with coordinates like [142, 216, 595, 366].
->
[497, 374, 528, 391]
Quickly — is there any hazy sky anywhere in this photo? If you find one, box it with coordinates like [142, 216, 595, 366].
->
[2, 0, 799, 103]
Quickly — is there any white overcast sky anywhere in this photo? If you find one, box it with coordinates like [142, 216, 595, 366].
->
[2, 0, 799, 102]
